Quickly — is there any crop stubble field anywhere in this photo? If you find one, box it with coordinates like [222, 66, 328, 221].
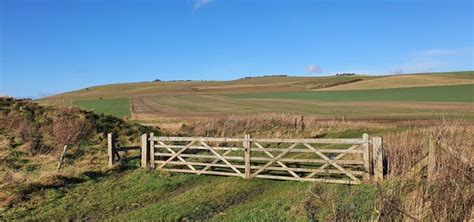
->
[44, 71, 474, 121]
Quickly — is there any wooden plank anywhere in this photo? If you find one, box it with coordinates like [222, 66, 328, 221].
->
[306, 144, 360, 178]
[141, 134, 148, 168]
[153, 136, 366, 144]
[156, 160, 245, 169]
[200, 141, 244, 178]
[244, 134, 251, 179]
[198, 150, 232, 175]
[251, 138, 366, 144]
[107, 133, 115, 167]
[250, 147, 363, 154]
[155, 145, 245, 151]
[253, 174, 359, 185]
[149, 133, 155, 168]
[155, 160, 364, 175]
[254, 142, 300, 178]
[155, 145, 361, 154]
[162, 166, 360, 184]
[427, 137, 436, 181]
[251, 143, 299, 177]
[154, 137, 242, 142]
[372, 137, 383, 181]
[155, 153, 365, 165]
[161, 168, 241, 177]
[156, 153, 244, 160]
[362, 133, 370, 180]
[158, 141, 196, 171]
[56, 145, 68, 171]
[158, 140, 195, 169]
[303, 143, 361, 184]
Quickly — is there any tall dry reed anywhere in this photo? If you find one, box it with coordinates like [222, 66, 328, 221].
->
[382, 120, 473, 221]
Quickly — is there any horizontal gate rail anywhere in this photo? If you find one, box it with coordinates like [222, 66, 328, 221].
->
[154, 136, 368, 144]
[129, 133, 384, 185]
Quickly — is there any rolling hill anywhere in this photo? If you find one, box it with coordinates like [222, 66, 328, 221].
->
[40, 71, 474, 119]
[317, 71, 474, 91]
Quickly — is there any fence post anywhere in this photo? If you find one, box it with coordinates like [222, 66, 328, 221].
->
[427, 136, 436, 181]
[362, 133, 370, 180]
[300, 116, 305, 130]
[372, 137, 383, 181]
[149, 133, 155, 169]
[244, 134, 251, 179]
[108, 133, 116, 167]
[141, 134, 149, 168]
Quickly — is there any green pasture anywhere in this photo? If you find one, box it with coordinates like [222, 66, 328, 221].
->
[229, 84, 474, 102]
[1, 168, 380, 221]
[73, 98, 131, 117]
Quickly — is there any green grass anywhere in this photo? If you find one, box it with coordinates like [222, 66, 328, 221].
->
[1, 170, 198, 221]
[1, 168, 385, 221]
[229, 84, 474, 102]
[74, 98, 130, 117]
[0, 170, 313, 221]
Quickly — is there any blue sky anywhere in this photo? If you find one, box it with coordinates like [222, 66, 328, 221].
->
[1, 0, 473, 98]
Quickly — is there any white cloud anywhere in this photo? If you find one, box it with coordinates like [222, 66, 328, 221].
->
[194, 0, 212, 10]
[306, 64, 322, 74]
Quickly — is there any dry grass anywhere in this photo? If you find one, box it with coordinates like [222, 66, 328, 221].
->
[176, 114, 386, 138]
[319, 72, 474, 91]
[0, 100, 94, 155]
[42, 75, 374, 102]
[177, 116, 473, 220]
[0, 98, 159, 208]
[382, 120, 473, 221]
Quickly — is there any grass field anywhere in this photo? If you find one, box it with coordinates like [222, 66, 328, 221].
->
[319, 71, 474, 91]
[131, 94, 474, 119]
[42, 71, 472, 102]
[231, 84, 474, 102]
[0, 169, 330, 221]
[40, 71, 474, 121]
[74, 98, 131, 117]
[43, 75, 373, 101]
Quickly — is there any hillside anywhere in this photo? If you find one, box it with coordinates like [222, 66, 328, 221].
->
[42, 71, 473, 102]
[318, 71, 474, 91]
[39, 71, 474, 121]
[42, 75, 373, 103]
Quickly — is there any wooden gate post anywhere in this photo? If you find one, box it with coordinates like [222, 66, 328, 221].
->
[372, 137, 383, 181]
[244, 134, 251, 179]
[108, 133, 116, 167]
[362, 133, 370, 180]
[149, 133, 155, 169]
[141, 134, 149, 168]
[427, 136, 436, 181]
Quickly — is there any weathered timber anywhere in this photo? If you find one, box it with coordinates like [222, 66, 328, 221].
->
[372, 137, 383, 181]
[108, 133, 116, 167]
[105, 133, 386, 184]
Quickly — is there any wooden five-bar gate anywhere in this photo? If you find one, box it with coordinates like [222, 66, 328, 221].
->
[109, 133, 384, 184]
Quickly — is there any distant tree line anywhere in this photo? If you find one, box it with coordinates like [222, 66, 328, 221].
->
[240, 74, 288, 79]
[153, 74, 291, 83]
[335, 73, 356, 76]
[153, 79, 204, 82]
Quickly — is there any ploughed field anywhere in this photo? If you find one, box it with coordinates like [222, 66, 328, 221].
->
[41, 71, 474, 120]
